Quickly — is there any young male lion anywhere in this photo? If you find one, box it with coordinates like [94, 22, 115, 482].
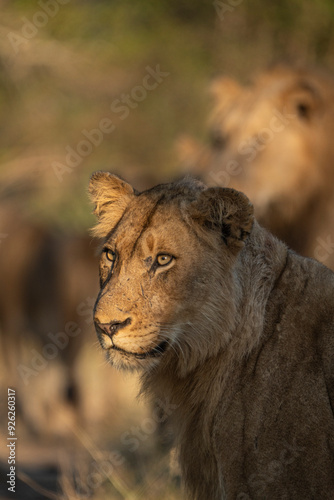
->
[89, 172, 334, 500]
[178, 65, 334, 270]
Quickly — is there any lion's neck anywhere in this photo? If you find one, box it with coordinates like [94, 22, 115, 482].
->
[232, 221, 288, 354]
[140, 225, 289, 500]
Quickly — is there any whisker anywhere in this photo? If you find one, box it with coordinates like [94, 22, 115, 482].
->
[157, 332, 186, 362]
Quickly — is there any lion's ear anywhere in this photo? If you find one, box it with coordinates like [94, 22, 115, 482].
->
[189, 187, 254, 253]
[209, 76, 243, 108]
[89, 171, 135, 238]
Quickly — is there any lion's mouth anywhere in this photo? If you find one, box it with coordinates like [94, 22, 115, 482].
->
[111, 340, 169, 359]
[95, 322, 169, 359]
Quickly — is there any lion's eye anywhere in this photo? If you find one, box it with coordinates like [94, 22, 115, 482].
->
[156, 254, 173, 267]
[104, 248, 116, 263]
[210, 128, 228, 150]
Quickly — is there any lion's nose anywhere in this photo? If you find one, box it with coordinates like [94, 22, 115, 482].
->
[94, 317, 131, 338]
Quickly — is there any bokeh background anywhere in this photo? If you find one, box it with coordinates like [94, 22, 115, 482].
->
[1, 0, 334, 498]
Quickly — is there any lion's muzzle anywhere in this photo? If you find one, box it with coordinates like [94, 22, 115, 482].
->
[94, 316, 132, 350]
[95, 317, 132, 338]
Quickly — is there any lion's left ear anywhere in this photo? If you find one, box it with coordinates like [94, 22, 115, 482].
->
[189, 187, 254, 252]
[89, 171, 135, 238]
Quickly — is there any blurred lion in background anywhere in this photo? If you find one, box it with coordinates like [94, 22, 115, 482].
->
[177, 65, 334, 269]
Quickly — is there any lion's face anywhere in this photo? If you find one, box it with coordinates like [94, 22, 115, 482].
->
[209, 67, 333, 205]
[89, 173, 254, 371]
[94, 203, 210, 370]
[182, 66, 334, 245]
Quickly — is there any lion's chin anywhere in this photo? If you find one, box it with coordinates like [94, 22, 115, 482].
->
[105, 340, 169, 371]
[113, 339, 168, 359]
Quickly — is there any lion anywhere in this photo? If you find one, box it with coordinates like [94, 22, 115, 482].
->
[178, 65, 334, 270]
[89, 171, 334, 500]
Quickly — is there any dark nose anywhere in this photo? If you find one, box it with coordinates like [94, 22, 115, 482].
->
[95, 317, 131, 338]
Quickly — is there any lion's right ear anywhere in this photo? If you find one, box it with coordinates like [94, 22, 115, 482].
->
[188, 187, 254, 254]
[88, 171, 135, 238]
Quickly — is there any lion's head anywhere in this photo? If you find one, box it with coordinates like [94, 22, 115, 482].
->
[208, 66, 334, 205]
[178, 65, 334, 255]
[89, 172, 254, 373]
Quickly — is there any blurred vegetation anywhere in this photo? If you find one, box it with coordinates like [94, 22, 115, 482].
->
[1, 0, 334, 230]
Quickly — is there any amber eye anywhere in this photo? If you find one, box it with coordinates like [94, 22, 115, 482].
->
[156, 254, 173, 267]
[104, 248, 116, 263]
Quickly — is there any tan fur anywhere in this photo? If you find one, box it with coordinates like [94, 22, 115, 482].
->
[179, 65, 334, 269]
[89, 172, 334, 499]
[88, 170, 135, 238]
